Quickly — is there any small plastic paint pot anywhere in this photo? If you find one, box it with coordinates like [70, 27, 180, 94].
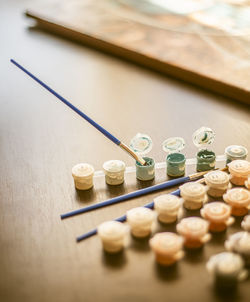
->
[223, 188, 250, 216]
[166, 153, 186, 177]
[201, 202, 234, 232]
[154, 194, 182, 223]
[135, 157, 155, 181]
[126, 207, 155, 238]
[130, 133, 155, 181]
[204, 170, 231, 198]
[176, 217, 211, 249]
[72, 163, 94, 190]
[196, 149, 216, 172]
[162, 137, 186, 177]
[103, 160, 125, 185]
[225, 145, 248, 164]
[97, 221, 128, 253]
[192, 127, 216, 172]
[206, 252, 248, 289]
[150, 232, 184, 266]
[245, 176, 250, 189]
[241, 215, 250, 232]
[180, 182, 208, 210]
[225, 232, 250, 266]
[228, 160, 250, 186]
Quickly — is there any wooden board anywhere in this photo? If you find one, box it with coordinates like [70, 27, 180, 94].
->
[25, 0, 250, 105]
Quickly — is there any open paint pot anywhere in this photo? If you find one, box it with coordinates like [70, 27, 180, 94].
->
[150, 232, 184, 266]
[176, 217, 211, 249]
[130, 133, 155, 181]
[228, 160, 250, 186]
[162, 137, 186, 177]
[225, 145, 248, 164]
[223, 188, 250, 216]
[201, 202, 234, 232]
[192, 127, 216, 172]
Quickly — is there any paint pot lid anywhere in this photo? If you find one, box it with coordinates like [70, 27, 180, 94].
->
[225, 145, 248, 158]
[154, 194, 181, 211]
[97, 221, 127, 240]
[162, 137, 185, 153]
[228, 160, 250, 176]
[242, 215, 250, 232]
[126, 207, 155, 225]
[130, 133, 153, 155]
[223, 188, 250, 207]
[180, 182, 207, 198]
[201, 202, 231, 222]
[150, 232, 183, 254]
[72, 163, 94, 178]
[204, 170, 230, 187]
[192, 127, 215, 148]
[103, 160, 125, 173]
[207, 252, 245, 276]
[177, 217, 209, 238]
[225, 232, 250, 255]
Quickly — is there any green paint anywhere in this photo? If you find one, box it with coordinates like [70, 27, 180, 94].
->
[196, 149, 216, 172]
[136, 157, 155, 181]
[166, 153, 186, 177]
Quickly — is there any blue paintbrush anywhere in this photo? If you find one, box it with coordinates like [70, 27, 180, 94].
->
[76, 188, 181, 242]
[61, 170, 208, 219]
[10, 59, 146, 166]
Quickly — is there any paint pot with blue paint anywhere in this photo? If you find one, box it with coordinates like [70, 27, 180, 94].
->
[192, 127, 216, 172]
[225, 145, 248, 164]
[130, 133, 155, 181]
[162, 137, 186, 177]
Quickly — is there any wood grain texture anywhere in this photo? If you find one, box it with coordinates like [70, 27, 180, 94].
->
[0, 1, 250, 302]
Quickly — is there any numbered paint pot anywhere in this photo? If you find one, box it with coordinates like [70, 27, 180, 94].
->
[223, 188, 250, 216]
[204, 170, 231, 197]
[225, 232, 250, 266]
[154, 194, 182, 223]
[206, 252, 248, 289]
[180, 182, 208, 210]
[225, 145, 248, 164]
[150, 232, 184, 266]
[103, 160, 125, 185]
[130, 133, 155, 181]
[241, 215, 250, 232]
[162, 137, 186, 177]
[245, 176, 250, 189]
[72, 163, 94, 190]
[192, 127, 216, 172]
[176, 217, 211, 249]
[201, 202, 234, 232]
[228, 160, 250, 186]
[97, 221, 128, 253]
[126, 207, 155, 238]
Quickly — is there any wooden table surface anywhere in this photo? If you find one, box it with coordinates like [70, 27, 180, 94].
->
[1, 1, 250, 302]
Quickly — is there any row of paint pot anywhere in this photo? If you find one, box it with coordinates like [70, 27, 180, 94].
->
[71, 154, 250, 191]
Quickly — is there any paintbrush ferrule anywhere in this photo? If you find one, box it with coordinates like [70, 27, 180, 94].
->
[119, 142, 146, 166]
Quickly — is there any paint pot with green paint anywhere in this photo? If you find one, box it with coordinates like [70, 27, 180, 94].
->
[225, 145, 248, 164]
[162, 137, 186, 177]
[130, 133, 155, 181]
[193, 127, 216, 172]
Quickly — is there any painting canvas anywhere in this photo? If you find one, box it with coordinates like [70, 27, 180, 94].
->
[26, 0, 250, 104]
